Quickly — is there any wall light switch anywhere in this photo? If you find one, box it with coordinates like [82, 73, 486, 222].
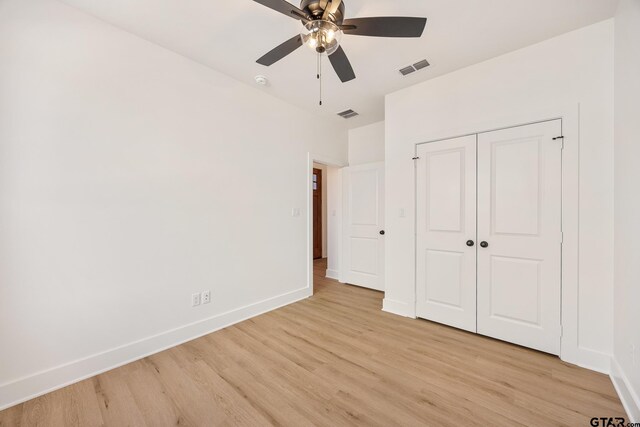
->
[202, 290, 211, 304]
[192, 293, 201, 307]
[399, 208, 406, 218]
[292, 208, 301, 217]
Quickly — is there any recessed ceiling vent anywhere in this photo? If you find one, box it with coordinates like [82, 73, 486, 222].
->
[399, 66, 416, 76]
[399, 59, 430, 76]
[337, 109, 359, 119]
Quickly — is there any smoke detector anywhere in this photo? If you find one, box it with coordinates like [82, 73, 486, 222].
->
[254, 75, 269, 86]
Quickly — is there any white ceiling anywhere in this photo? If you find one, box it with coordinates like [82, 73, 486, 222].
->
[60, 0, 618, 129]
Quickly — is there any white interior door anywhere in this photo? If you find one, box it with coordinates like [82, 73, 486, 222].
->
[343, 162, 385, 291]
[416, 135, 477, 332]
[477, 120, 562, 354]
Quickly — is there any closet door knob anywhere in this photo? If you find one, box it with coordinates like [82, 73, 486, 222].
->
[480, 241, 489, 248]
[466, 240, 475, 247]
[379, 230, 385, 235]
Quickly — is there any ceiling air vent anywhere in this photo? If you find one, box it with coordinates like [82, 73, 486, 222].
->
[399, 66, 416, 76]
[399, 59, 430, 76]
[337, 109, 359, 119]
[413, 59, 430, 70]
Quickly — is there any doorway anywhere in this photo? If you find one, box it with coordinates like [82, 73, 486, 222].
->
[309, 160, 342, 295]
[313, 167, 323, 260]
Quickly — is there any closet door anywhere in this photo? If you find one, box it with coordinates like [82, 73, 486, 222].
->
[477, 120, 562, 354]
[416, 135, 477, 332]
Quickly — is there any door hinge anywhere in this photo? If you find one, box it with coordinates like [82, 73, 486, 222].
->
[560, 325, 563, 337]
[560, 232, 564, 243]
[553, 136, 565, 149]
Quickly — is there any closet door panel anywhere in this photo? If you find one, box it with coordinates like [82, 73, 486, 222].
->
[476, 120, 562, 355]
[416, 135, 477, 332]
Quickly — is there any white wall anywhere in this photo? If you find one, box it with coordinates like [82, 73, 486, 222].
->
[348, 121, 385, 165]
[613, 0, 640, 420]
[0, 0, 347, 409]
[385, 20, 614, 371]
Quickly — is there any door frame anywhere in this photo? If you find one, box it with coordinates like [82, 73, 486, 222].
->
[411, 105, 604, 372]
[306, 153, 347, 296]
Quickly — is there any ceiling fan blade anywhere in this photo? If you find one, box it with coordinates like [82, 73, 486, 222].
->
[341, 17, 427, 38]
[252, 0, 309, 21]
[322, 0, 342, 20]
[257, 35, 304, 66]
[328, 46, 355, 83]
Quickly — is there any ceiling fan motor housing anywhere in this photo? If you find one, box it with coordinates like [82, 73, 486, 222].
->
[300, 0, 345, 24]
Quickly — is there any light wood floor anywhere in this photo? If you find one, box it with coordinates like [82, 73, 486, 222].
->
[0, 259, 625, 426]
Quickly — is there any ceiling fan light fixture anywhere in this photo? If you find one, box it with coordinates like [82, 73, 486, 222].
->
[301, 20, 342, 55]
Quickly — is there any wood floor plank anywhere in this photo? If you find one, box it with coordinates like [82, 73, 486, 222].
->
[94, 370, 148, 427]
[19, 392, 66, 427]
[215, 366, 315, 427]
[0, 404, 22, 427]
[59, 379, 105, 427]
[0, 259, 626, 426]
[119, 360, 183, 426]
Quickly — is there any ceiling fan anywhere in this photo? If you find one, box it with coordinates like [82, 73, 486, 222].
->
[252, 0, 427, 83]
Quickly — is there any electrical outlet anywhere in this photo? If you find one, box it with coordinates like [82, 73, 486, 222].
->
[192, 293, 201, 307]
[202, 290, 211, 304]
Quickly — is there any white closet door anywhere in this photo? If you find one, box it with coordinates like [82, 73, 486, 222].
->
[416, 135, 477, 332]
[343, 162, 385, 291]
[477, 120, 562, 354]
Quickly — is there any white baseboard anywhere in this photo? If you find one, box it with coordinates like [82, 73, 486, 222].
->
[382, 298, 416, 318]
[565, 347, 612, 375]
[611, 358, 640, 422]
[0, 287, 310, 412]
[325, 269, 340, 280]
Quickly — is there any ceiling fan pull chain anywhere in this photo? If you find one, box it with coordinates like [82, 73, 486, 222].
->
[318, 53, 323, 106]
